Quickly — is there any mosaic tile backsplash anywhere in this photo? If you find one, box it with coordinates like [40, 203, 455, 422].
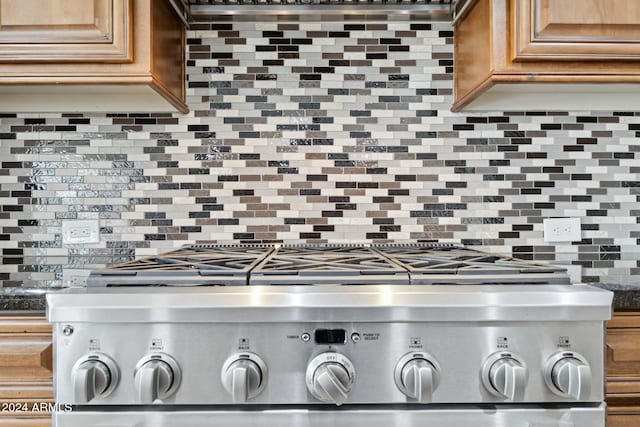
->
[1, 17, 639, 288]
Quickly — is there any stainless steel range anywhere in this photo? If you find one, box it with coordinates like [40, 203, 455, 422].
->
[47, 244, 613, 427]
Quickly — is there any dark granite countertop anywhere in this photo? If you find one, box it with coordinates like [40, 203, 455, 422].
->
[1, 284, 640, 314]
[0, 287, 48, 313]
[591, 283, 640, 311]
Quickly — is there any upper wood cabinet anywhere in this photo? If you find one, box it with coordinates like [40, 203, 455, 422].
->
[512, 0, 640, 61]
[0, 0, 187, 113]
[0, 0, 132, 62]
[453, 0, 640, 111]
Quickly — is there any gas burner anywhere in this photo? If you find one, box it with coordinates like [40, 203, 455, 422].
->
[373, 245, 570, 285]
[87, 245, 274, 287]
[250, 245, 408, 285]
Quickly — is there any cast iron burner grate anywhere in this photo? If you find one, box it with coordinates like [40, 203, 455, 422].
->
[249, 244, 409, 285]
[87, 245, 274, 287]
[87, 243, 570, 287]
[373, 244, 570, 285]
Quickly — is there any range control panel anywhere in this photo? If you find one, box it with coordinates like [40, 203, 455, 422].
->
[54, 321, 604, 406]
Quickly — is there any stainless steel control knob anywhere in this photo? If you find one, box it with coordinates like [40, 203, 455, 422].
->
[306, 352, 355, 406]
[481, 352, 528, 401]
[394, 352, 441, 403]
[544, 351, 592, 400]
[72, 354, 119, 403]
[134, 354, 181, 403]
[221, 353, 267, 403]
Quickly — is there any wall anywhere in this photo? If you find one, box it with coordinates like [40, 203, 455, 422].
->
[0, 16, 638, 287]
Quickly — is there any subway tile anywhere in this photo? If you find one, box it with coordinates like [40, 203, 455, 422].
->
[0, 19, 638, 287]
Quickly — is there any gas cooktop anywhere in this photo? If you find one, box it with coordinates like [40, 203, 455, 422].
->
[51, 242, 610, 427]
[87, 243, 571, 287]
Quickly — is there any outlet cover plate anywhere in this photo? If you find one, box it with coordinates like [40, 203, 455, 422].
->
[62, 269, 91, 287]
[62, 220, 100, 245]
[543, 217, 581, 243]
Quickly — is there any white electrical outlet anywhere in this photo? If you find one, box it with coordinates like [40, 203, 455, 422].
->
[62, 269, 91, 287]
[543, 217, 581, 243]
[62, 220, 100, 244]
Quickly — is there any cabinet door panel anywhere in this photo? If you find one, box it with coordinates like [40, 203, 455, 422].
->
[607, 329, 640, 377]
[0, 0, 132, 62]
[0, 317, 52, 395]
[608, 414, 640, 427]
[512, 0, 640, 60]
[0, 334, 52, 381]
[607, 313, 640, 399]
[0, 317, 53, 427]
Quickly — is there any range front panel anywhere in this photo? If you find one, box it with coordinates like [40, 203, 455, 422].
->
[53, 320, 605, 406]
